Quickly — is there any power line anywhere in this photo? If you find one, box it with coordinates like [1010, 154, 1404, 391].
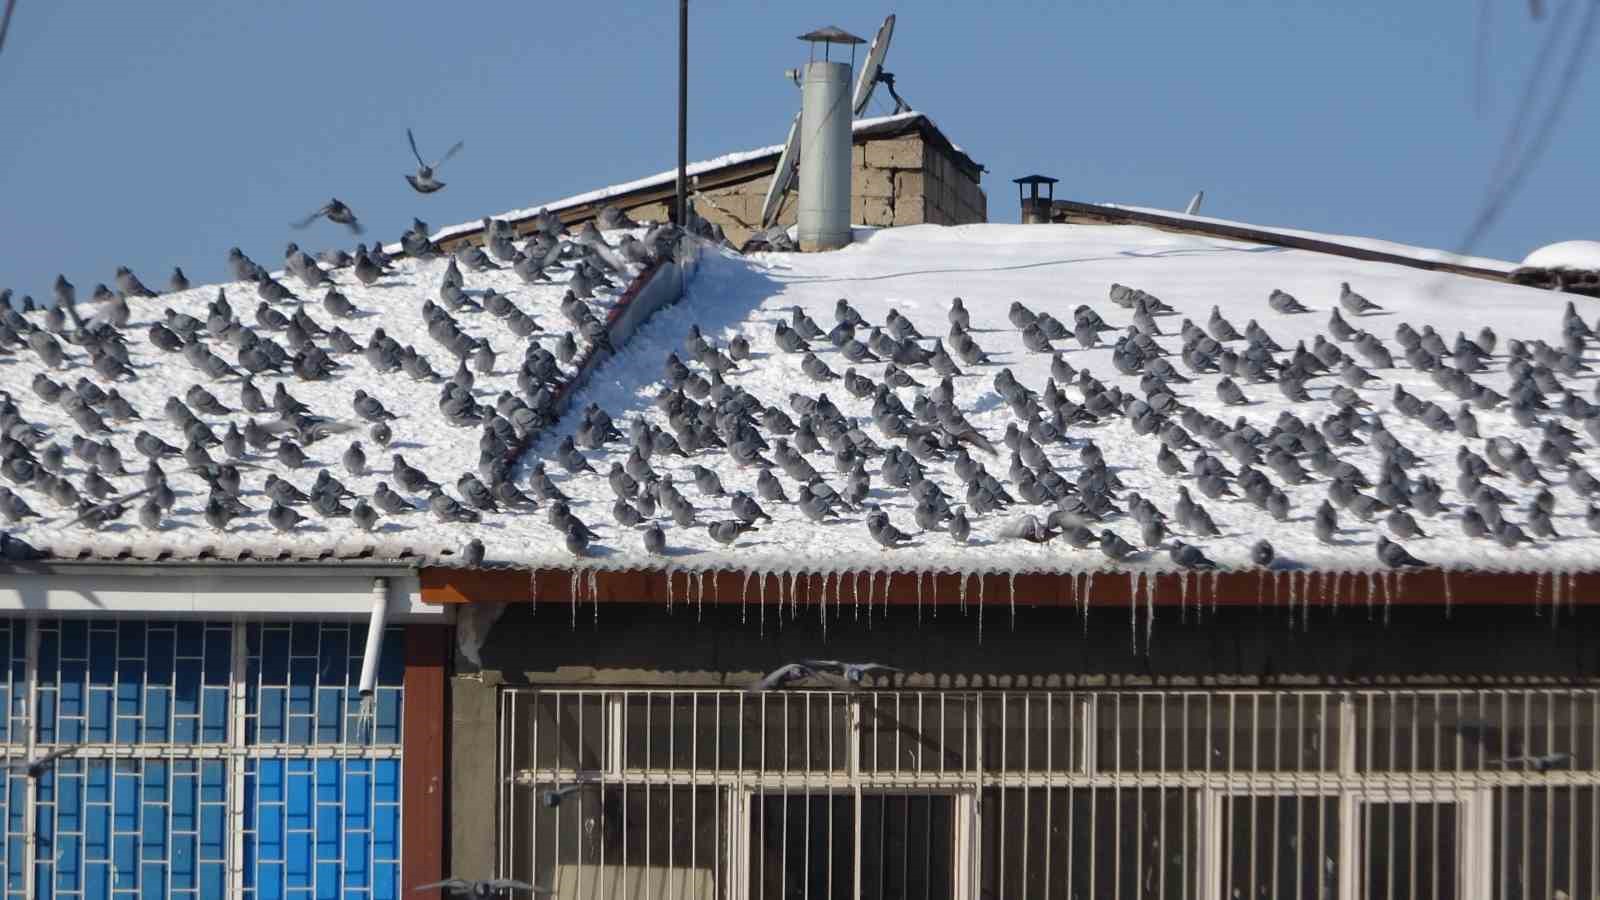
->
[0, 0, 19, 59]
[1459, 0, 1599, 254]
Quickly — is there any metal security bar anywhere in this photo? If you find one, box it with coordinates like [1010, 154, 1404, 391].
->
[499, 687, 1600, 900]
[0, 618, 404, 900]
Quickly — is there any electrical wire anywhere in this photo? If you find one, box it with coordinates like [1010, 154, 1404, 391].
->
[1458, 0, 1599, 254]
[0, 0, 19, 59]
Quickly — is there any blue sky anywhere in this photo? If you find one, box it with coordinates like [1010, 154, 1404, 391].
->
[0, 1, 1594, 299]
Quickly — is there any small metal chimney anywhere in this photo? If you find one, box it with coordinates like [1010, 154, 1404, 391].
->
[796, 26, 864, 252]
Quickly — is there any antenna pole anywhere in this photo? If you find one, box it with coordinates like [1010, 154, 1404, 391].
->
[676, 0, 688, 227]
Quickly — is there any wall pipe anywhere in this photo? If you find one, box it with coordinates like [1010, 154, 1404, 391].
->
[358, 577, 390, 698]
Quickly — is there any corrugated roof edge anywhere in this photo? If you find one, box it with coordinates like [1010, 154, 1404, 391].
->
[425, 112, 978, 246]
[418, 564, 1599, 610]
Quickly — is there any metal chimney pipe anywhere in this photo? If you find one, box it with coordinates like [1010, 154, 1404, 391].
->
[797, 59, 852, 252]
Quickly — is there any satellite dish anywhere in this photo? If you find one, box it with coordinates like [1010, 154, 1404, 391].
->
[759, 112, 803, 229]
[851, 14, 898, 117]
[1184, 191, 1204, 216]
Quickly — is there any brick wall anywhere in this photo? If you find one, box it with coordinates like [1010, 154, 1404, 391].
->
[678, 132, 986, 247]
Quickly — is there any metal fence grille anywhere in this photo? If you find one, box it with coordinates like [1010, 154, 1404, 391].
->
[499, 687, 1600, 900]
[0, 618, 405, 900]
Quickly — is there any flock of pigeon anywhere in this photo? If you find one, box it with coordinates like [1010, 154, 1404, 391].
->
[522, 240, 1600, 575]
[0, 184, 693, 564]
[6, 167, 1600, 577]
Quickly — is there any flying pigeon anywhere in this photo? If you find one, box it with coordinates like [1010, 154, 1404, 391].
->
[291, 198, 364, 235]
[404, 128, 465, 194]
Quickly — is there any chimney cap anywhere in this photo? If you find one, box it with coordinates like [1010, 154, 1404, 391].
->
[1013, 174, 1059, 185]
[798, 26, 866, 44]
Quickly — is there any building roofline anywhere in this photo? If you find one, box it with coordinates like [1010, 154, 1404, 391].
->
[426, 112, 982, 249]
[419, 565, 1596, 610]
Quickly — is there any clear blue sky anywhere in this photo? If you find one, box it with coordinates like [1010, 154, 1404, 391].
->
[0, 2, 1594, 299]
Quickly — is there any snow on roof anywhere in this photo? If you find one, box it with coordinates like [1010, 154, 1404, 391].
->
[1, 234, 645, 565]
[1522, 240, 1600, 271]
[11, 219, 1597, 578]
[529, 222, 1600, 575]
[429, 112, 936, 245]
[1104, 205, 1518, 274]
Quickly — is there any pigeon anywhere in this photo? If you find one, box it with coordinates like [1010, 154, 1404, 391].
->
[291, 198, 364, 235]
[414, 878, 553, 898]
[404, 127, 465, 194]
[802, 659, 900, 686]
[1338, 282, 1383, 315]
[3, 745, 79, 779]
[747, 662, 816, 693]
[1375, 535, 1428, 568]
[642, 523, 667, 555]
[1251, 539, 1275, 567]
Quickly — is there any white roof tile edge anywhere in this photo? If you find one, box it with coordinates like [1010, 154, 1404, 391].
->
[428, 112, 936, 244]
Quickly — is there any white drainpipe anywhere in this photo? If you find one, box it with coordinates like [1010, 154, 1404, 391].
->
[358, 577, 390, 699]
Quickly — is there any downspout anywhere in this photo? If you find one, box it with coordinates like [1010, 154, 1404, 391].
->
[357, 577, 390, 731]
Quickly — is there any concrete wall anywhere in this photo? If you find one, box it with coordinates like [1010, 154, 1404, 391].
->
[625, 132, 987, 248]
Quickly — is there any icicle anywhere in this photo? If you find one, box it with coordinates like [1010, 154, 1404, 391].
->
[569, 568, 581, 629]
[1440, 568, 1453, 619]
[759, 569, 767, 635]
[529, 567, 539, 611]
[1364, 571, 1376, 618]
[1331, 570, 1343, 614]
[1144, 570, 1155, 650]
[1318, 571, 1328, 608]
[1178, 571, 1189, 624]
[1128, 571, 1140, 655]
[1533, 570, 1545, 618]
[741, 569, 754, 624]
[916, 570, 924, 623]
[1285, 570, 1296, 630]
[957, 571, 968, 614]
[589, 568, 600, 626]
[1256, 571, 1265, 607]
[1008, 571, 1017, 630]
[853, 570, 862, 620]
[666, 564, 677, 611]
[976, 573, 985, 642]
[1080, 572, 1089, 634]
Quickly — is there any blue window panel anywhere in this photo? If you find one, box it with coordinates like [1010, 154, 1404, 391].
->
[290, 624, 320, 657]
[315, 863, 340, 900]
[59, 620, 86, 661]
[257, 759, 281, 803]
[372, 806, 397, 862]
[118, 620, 146, 655]
[378, 628, 404, 686]
[36, 688, 57, 743]
[315, 689, 343, 743]
[373, 762, 398, 805]
[258, 687, 286, 744]
[288, 658, 316, 716]
[8, 836, 25, 893]
[140, 862, 165, 900]
[172, 774, 196, 832]
[315, 761, 339, 804]
[257, 805, 283, 862]
[256, 861, 284, 900]
[259, 629, 289, 683]
[117, 659, 144, 716]
[373, 862, 397, 900]
[88, 688, 114, 743]
[85, 863, 108, 898]
[112, 835, 137, 888]
[314, 805, 339, 862]
[200, 864, 224, 900]
[202, 629, 229, 688]
[286, 768, 311, 831]
[58, 663, 85, 717]
[171, 834, 196, 889]
[57, 773, 81, 833]
[141, 804, 167, 860]
[374, 690, 401, 745]
[173, 659, 201, 717]
[114, 770, 139, 831]
[285, 832, 311, 888]
[85, 804, 109, 860]
[55, 834, 82, 890]
[143, 761, 168, 802]
[343, 833, 369, 887]
[344, 771, 369, 831]
[199, 803, 224, 862]
[8, 778, 26, 834]
[34, 802, 54, 844]
[201, 688, 228, 743]
[146, 628, 174, 684]
[287, 716, 313, 746]
[174, 622, 205, 658]
[88, 629, 116, 687]
[38, 627, 59, 676]
[201, 761, 225, 802]
[317, 630, 349, 684]
[0, 686, 9, 743]
[146, 688, 171, 743]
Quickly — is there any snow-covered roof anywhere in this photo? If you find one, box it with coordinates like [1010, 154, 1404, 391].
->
[1522, 240, 1600, 271]
[9, 217, 1598, 579]
[428, 112, 958, 246]
[527, 222, 1600, 575]
[0, 228, 652, 565]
